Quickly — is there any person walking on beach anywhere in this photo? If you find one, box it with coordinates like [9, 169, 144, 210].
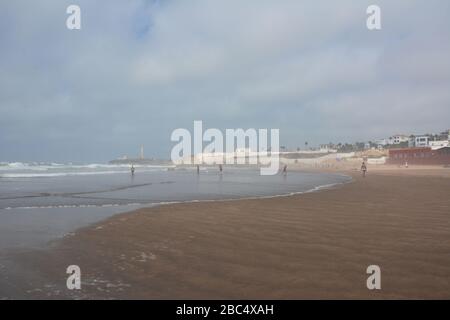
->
[282, 164, 287, 175]
[131, 164, 135, 176]
[361, 161, 367, 178]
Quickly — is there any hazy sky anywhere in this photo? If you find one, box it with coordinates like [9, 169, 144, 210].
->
[1, 0, 449, 162]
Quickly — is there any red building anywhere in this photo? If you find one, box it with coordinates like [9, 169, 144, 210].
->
[388, 147, 450, 165]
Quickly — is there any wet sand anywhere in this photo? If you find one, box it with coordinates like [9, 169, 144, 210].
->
[3, 167, 450, 299]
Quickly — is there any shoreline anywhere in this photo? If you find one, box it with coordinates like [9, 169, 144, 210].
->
[2, 166, 450, 299]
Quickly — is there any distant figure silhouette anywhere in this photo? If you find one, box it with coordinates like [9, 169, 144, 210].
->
[131, 164, 135, 176]
[361, 162, 367, 178]
[197, 165, 200, 174]
[282, 164, 287, 175]
[219, 164, 223, 173]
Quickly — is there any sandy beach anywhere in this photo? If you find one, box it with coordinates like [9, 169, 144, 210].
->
[3, 166, 450, 299]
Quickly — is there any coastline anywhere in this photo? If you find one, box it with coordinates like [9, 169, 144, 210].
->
[2, 166, 450, 299]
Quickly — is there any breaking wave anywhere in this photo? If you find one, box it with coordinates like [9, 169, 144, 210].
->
[0, 162, 174, 178]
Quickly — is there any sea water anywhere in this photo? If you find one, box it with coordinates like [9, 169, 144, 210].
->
[0, 162, 351, 249]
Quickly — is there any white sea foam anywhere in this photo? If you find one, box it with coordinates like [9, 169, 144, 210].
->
[0, 162, 175, 178]
[0, 162, 173, 170]
[3, 203, 144, 210]
[1, 171, 128, 178]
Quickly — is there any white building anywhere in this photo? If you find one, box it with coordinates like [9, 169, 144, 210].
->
[376, 134, 408, 147]
[429, 140, 449, 150]
[376, 138, 393, 146]
[413, 136, 430, 148]
[392, 134, 409, 144]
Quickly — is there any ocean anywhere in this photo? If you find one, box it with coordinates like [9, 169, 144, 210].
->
[0, 162, 351, 250]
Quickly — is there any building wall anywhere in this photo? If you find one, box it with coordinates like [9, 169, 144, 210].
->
[393, 135, 409, 144]
[414, 136, 429, 147]
[388, 147, 450, 165]
[430, 140, 449, 150]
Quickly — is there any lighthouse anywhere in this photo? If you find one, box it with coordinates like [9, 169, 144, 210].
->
[140, 145, 144, 160]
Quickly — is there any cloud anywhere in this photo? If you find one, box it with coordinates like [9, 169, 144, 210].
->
[0, 0, 449, 161]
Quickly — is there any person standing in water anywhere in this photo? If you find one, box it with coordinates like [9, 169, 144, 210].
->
[361, 162, 367, 178]
[131, 164, 135, 176]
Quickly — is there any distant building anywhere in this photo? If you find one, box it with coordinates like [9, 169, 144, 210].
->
[376, 134, 408, 147]
[429, 140, 449, 150]
[392, 134, 409, 144]
[414, 136, 430, 148]
[319, 145, 338, 153]
[441, 129, 450, 141]
[388, 147, 450, 165]
[376, 138, 392, 146]
[409, 135, 431, 148]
